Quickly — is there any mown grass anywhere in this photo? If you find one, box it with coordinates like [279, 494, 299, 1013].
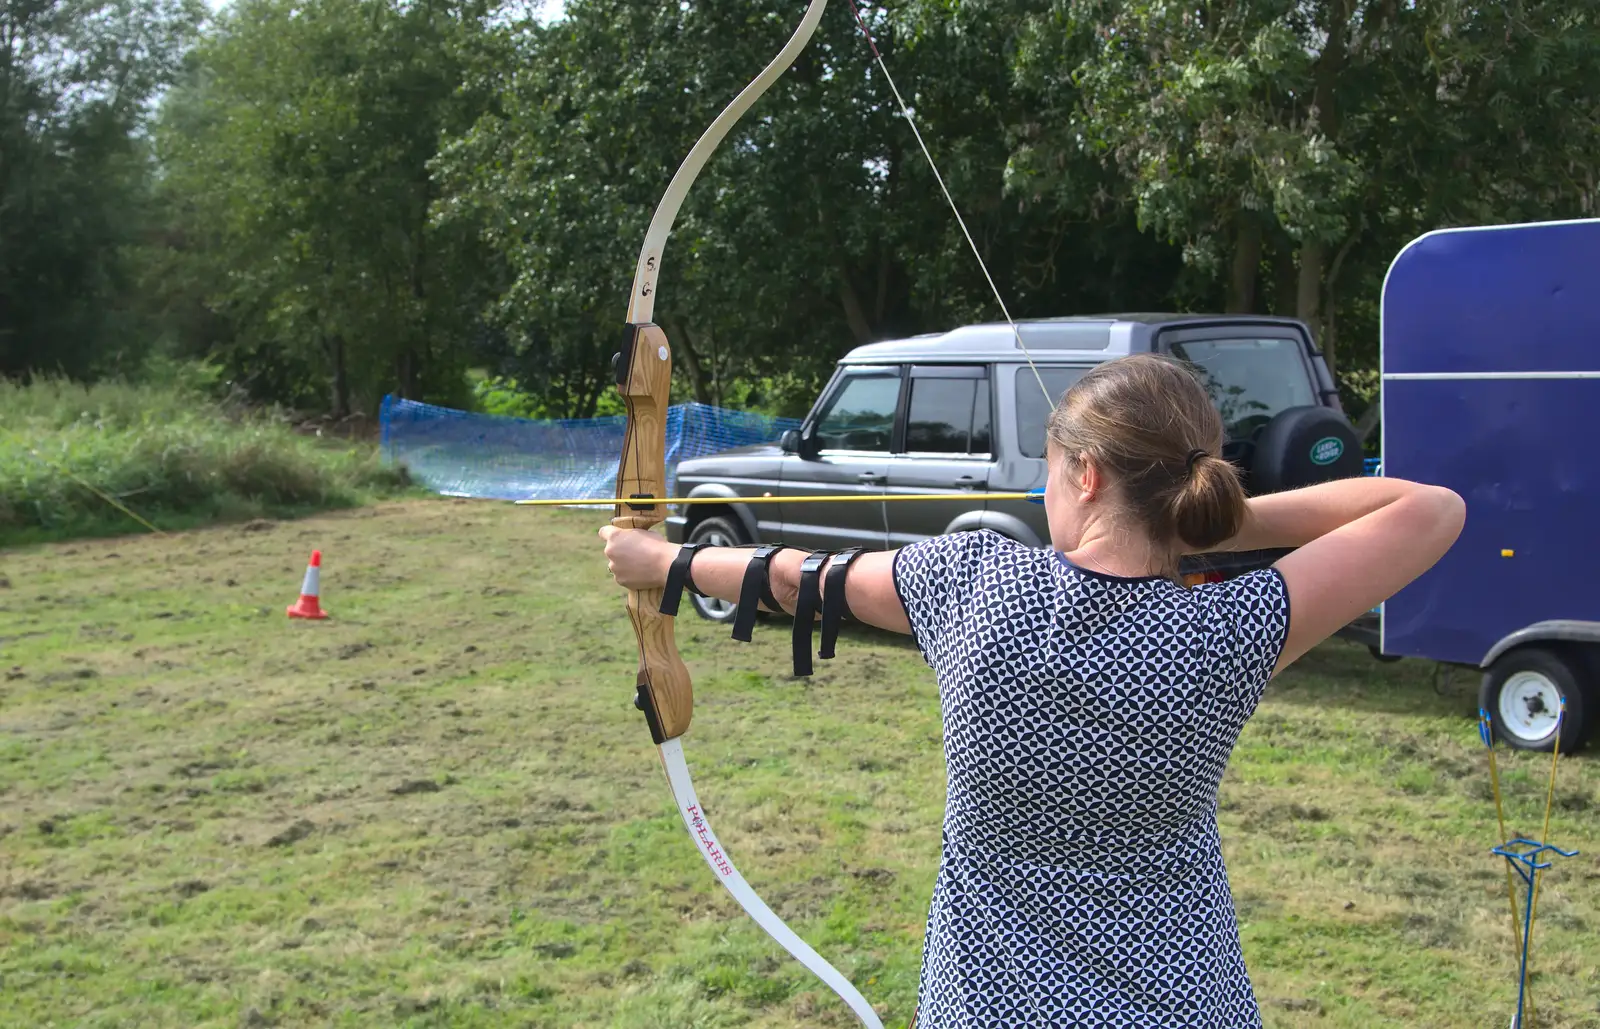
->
[0, 377, 413, 544]
[1, 499, 1597, 1028]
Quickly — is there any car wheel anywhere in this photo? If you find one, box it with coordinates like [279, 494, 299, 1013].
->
[684, 515, 746, 623]
[1479, 646, 1589, 752]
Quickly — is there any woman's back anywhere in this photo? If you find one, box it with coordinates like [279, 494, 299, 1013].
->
[898, 529, 1290, 1026]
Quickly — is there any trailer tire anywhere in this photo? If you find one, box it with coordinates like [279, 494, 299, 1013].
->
[1249, 406, 1365, 495]
[1479, 646, 1589, 752]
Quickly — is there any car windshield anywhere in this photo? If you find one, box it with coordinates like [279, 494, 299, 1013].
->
[1168, 338, 1316, 439]
[1015, 366, 1089, 459]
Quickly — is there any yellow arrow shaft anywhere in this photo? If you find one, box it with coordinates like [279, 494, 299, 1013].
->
[516, 491, 1033, 507]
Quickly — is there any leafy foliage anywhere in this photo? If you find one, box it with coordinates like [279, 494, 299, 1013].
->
[1011, 0, 1600, 372]
[3, 0, 1599, 423]
[149, 0, 501, 416]
[0, 0, 205, 379]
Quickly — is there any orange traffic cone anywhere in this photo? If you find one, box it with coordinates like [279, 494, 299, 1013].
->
[286, 550, 329, 620]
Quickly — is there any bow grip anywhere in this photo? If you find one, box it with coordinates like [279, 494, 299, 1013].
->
[616, 322, 693, 742]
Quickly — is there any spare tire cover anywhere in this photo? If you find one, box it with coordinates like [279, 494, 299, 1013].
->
[1249, 405, 1364, 494]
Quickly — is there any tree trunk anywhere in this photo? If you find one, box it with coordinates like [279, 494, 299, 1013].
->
[325, 332, 350, 418]
[395, 349, 416, 400]
[573, 370, 602, 419]
[400, 217, 427, 401]
[1273, 247, 1298, 317]
[665, 320, 713, 405]
[874, 247, 892, 327]
[839, 275, 875, 345]
[1296, 241, 1327, 369]
[1226, 217, 1262, 313]
[1297, 0, 1348, 373]
[1319, 231, 1360, 387]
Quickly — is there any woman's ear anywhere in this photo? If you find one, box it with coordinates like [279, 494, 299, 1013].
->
[1077, 451, 1100, 502]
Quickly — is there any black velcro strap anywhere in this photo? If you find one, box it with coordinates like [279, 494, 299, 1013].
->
[731, 545, 787, 642]
[819, 548, 865, 659]
[658, 542, 707, 617]
[791, 552, 830, 676]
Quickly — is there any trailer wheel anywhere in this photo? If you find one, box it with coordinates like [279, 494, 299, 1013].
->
[1479, 647, 1589, 752]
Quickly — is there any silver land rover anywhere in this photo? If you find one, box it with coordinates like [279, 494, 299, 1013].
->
[665, 314, 1364, 623]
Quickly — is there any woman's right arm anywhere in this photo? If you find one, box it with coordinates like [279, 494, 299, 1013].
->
[1214, 478, 1466, 674]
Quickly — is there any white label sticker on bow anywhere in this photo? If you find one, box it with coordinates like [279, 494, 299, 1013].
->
[657, 346, 668, 361]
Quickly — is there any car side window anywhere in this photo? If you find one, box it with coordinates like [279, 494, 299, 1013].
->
[1015, 366, 1090, 458]
[904, 366, 991, 454]
[812, 371, 901, 452]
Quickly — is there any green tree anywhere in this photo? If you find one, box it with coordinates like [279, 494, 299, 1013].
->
[153, 0, 498, 415]
[1012, 0, 1600, 379]
[0, 0, 204, 378]
[437, 0, 1176, 417]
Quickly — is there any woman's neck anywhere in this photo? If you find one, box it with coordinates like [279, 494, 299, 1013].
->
[1059, 524, 1168, 579]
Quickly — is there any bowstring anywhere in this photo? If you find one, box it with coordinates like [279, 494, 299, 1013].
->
[1480, 712, 1527, 963]
[1523, 699, 1566, 1029]
[844, 0, 1054, 411]
[841, 31, 1051, 1019]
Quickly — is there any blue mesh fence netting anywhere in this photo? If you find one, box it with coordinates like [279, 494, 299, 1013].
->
[380, 394, 1382, 502]
[379, 395, 802, 502]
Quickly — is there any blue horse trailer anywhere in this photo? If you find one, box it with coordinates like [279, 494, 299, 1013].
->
[1379, 218, 1600, 751]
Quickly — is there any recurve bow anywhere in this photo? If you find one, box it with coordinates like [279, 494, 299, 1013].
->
[610, 2, 883, 1025]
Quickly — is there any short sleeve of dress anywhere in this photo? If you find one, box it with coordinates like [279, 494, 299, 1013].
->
[1207, 566, 1293, 699]
[891, 530, 996, 664]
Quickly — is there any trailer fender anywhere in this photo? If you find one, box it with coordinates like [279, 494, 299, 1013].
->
[1480, 619, 1600, 667]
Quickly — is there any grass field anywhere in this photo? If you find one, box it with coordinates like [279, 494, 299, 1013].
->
[2, 498, 1597, 1028]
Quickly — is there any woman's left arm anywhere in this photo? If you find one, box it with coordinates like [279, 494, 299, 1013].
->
[598, 527, 911, 634]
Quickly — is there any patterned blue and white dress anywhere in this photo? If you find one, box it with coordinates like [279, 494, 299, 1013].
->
[892, 529, 1291, 1028]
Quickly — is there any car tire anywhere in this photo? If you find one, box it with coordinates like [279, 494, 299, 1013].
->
[1248, 406, 1365, 495]
[1479, 646, 1590, 752]
[684, 515, 747, 624]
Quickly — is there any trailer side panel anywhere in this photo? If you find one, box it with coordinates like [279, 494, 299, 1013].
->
[1381, 220, 1600, 664]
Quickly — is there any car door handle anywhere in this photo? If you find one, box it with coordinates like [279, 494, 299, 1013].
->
[951, 476, 987, 490]
[857, 472, 886, 484]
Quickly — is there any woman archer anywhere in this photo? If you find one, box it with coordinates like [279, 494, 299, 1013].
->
[600, 353, 1465, 1028]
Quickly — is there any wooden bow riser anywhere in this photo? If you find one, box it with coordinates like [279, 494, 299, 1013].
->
[615, 322, 695, 744]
